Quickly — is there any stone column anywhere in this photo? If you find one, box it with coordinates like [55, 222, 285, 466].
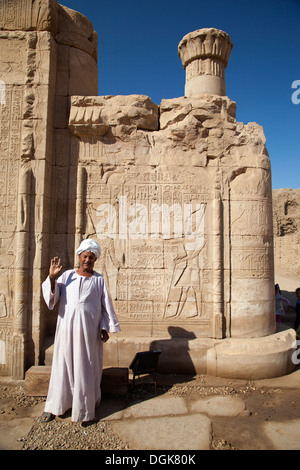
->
[0, 0, 58, 377]
[74, 164, 86, 266]
[178, 28, 233, 97]
[212, 187, 224, 339]
[12, 165, 31, 379]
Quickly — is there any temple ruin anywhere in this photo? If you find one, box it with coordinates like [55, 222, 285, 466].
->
[0, 0, 296, 380]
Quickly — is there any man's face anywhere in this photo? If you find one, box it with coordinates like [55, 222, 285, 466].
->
[78, 251, 96, 272]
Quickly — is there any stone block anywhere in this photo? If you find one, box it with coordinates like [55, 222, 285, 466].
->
[24, 366, 51, 396]
[24, 365, 129, 397]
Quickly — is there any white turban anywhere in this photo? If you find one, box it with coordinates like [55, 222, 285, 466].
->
[76, 239, 101, 259]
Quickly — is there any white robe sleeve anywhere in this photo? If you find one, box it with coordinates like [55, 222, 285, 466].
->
[100, 278, 121, 333]
[42, 275, 61, 310]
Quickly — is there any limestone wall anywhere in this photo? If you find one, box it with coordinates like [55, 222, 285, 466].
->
[68, 92, 274, 342]
[0, 0, 98, 377]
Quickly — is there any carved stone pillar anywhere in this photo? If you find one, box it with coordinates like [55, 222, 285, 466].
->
[1, 0, 57, 377]
[74, 163, 86, 266]
[12, 165, 31, 379]
[178, 28, 233, 97]
[212, 186, 224, 339]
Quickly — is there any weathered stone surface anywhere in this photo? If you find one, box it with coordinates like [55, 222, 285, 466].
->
[263, 419, 300, 450]
[206, 329, 296, 379]
[24, 366, 51, 396]
[0, 0, 58, 33]
[112, 414, 212, 450]
[58, 4, 95, 40]
[24, 365, 129, 396]
[272, 188, 300, 277]
[68, 90, 274, 343]
[0, 0, 98, 378]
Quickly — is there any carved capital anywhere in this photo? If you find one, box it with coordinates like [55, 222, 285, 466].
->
[178, 28, 233, 97]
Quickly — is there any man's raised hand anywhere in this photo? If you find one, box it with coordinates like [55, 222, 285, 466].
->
[49, 257, 63, 280]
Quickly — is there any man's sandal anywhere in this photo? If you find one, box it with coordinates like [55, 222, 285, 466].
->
[40, 412, 55, 423]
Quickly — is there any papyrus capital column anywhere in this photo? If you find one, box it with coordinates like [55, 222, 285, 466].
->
[178, 28, 233, 97]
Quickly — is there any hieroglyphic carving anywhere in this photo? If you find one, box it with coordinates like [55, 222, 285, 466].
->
[0, 84, 23, 374]
[0, 0, 55, 32]
[230, 198, 273, 281]
[0, 26, 36, 377]
[0, 85, 22, 230]
[231, 200, 272, 236]
[0, 0, 32, 30]
[82, 163, 211, 327]
[231, 247, 272, 279]
[64, 21, 276, 346]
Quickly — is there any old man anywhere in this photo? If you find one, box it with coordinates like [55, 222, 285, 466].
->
[40, 239, 120, 423]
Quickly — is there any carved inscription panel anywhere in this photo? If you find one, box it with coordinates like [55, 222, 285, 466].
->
[0, 85, 21, 230]
[70, 95, 273, 339]
[0, 83, 22, 371]
[82, 161, 214, 332]
[0, 1, 32, 29]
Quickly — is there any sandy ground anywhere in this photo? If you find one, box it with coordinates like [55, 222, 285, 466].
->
[1, 367, 300, 450]
[0, 268, 299, 451]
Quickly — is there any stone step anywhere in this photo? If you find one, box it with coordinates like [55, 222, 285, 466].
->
[25, 366, 51, 397]
[24, 365, 129, 397]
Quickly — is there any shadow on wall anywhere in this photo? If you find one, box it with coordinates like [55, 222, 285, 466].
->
[150, 326, 197, 376]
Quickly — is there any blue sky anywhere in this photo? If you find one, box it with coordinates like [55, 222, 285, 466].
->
[61, 0, 299, 189]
